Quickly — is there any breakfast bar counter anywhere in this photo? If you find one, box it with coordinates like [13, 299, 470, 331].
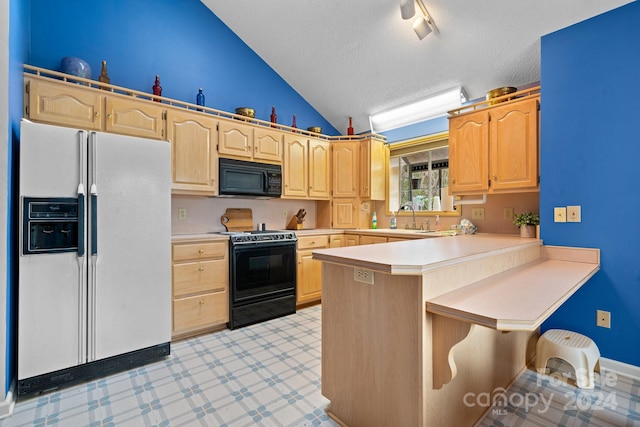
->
[313, 235, 599, 426]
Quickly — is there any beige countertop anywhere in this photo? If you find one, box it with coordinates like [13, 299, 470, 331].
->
[313, 234, 541, 275]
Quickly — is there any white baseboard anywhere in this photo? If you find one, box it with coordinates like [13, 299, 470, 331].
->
[0, 379, 15, 419]
[600, 357, 640, 381]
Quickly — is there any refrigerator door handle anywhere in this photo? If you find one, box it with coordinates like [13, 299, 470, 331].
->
[91, 193, 97, 256]
[90, 132, 98, 256]
[77, 193, 85, 257]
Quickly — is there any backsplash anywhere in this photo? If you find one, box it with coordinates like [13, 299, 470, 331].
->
[171, 195, 318, 234]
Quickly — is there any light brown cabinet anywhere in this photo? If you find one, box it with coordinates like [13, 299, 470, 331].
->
[296, 235, 329, 305]
[359, 235, 388, 245]
[25, 76, 166, 139]
[332, 198, 359, 229]
[359, 138, 387, 200]
[167, 109, 218, 195]
[105, 96, 165, 140]
[329, 234, 345, 248]
[218, 118, 282, 163]
[448, 94, 539, 194]
[283, 135, 330, 199]
[172, 240, 229, 339]
[332, 142, 359, 198]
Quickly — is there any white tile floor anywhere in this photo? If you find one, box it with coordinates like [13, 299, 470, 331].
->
[2, 305, 639, 426]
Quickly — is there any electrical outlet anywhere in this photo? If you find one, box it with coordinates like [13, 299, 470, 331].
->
[471, 208, 485, 220]
[282, 210, 288, 219]
[567, 205, 581, 223]
[503, 207, 514, 221]
[554, 207, 567, 223]
[596, 310, 611, 328]
[354, 268, 374, 284]
[178, 208, 187, 220]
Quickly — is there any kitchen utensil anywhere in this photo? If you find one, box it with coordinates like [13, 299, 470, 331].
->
[220, 208, 254, 231]
[257, 223, 266, 231]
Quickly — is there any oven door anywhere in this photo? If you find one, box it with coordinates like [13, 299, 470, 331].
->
[231, 242, 296, 303]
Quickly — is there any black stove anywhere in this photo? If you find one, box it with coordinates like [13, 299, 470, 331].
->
[224, 230, 297, 329]
[226, 230, 297, 245]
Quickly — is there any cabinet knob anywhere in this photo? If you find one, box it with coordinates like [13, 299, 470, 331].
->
[107, 113, 112, 119]
[199, 300, 205, 305]
[199, 267, 205, 271]
[493, 175, 498, 181]
[198, 249, 205, 254]
[452, 178, 456, 184]
[95, 111, 100, 117]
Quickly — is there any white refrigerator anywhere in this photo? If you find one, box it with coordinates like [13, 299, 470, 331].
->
[18, 120, 171, 395]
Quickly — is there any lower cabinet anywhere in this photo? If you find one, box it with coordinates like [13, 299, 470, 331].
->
[296, 235, 329, 305]
[359, 235, 388, 245]
[172, 239, 229, 339]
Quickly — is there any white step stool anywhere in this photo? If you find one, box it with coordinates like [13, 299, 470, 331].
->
[536, 329, 600, 389]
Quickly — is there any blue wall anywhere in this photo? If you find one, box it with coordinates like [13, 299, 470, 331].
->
[6, 0, 29, 394]
[540, 1, 640, 366]
[28, 0, 338, 134]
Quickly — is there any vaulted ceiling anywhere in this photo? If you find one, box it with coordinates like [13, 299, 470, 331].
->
[201, 0, 633, 135]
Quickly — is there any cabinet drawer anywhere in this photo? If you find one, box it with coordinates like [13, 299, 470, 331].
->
[173, 291, 228, 332]
[172, 241, 227, 261]
[359, 236, 388, 245]
[297, 235, 329, 250]
[173, 259, 227, 297]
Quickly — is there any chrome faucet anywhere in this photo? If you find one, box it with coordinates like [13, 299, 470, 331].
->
[401, 202, 417, 230]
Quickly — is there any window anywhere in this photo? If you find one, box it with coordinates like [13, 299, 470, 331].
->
[387, 132, 459, 216]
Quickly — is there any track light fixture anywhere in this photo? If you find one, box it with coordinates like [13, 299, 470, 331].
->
[401, 0, 439, 40]
[400, 0, 415, 19]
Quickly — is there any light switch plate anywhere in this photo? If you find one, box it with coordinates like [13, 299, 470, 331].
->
[178, 208, 187, 220]
[554, 207, 566, 223]
[503, 207, 514, 221]
[567, 205, 581, 222]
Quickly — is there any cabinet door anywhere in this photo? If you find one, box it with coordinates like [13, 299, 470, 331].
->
[308, 139, 331, 199]
[359, 235, 388, 245]
[173, 292, 228, 332]
[489, 98, 539, 191]
[329, 234, 344, 248]
[345, 235, 360, 246]
[167, 109, 218, 195]
[283, 135, 309, 198]
[297, 250, 323, 304]
[254, 127, 283, 163]
[332, 142, 358, 198]
[218, 119, 253, 159]
[105, 96, 165, 140]
[359, 138, 387, 200]
[333, 199, 358, 229]
[448, 111, 490, 193]
[26, 78, 103, 130]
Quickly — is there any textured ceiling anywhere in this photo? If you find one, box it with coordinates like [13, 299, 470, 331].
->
[201, 0, 632, 135]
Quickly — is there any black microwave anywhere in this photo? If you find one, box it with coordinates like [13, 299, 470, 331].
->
[219, 158, 282, 198]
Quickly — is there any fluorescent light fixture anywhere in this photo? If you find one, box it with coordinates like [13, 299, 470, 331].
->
[369, 87, 467, 133]
[400, 0, 415, 19]
[413, 17, 432, 40]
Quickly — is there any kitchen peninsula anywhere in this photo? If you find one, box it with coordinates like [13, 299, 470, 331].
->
[313, 235, 599, 426]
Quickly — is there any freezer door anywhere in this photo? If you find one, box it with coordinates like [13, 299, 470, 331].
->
[87, 131, 171, 361]
[18, 120, 88, 379]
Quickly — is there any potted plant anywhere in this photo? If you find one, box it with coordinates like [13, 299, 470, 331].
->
[513, 211, 539, 238]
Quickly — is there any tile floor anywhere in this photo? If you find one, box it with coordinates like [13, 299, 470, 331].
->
[2, 304, 639, 426]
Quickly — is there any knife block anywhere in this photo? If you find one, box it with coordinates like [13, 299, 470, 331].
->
[286, 216, 303, 230]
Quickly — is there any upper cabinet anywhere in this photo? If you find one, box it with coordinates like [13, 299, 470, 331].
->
[332, 141, 359, 198]
[25, 77, 104, 131]
[167, 108, 218, 195]
[282, 135, 330, 200]
[359, 138, 387, 200]
[448, 88, 540, 194]
[218, 118, 282, 164]
[25, 76, 166, 139]
[105, 97, 165, 140]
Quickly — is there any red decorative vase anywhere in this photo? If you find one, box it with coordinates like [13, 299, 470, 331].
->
[152, 75, 162, 102]
[270, 107, 277, 127]
[347, 117, 354, 135]
[292, 114, 297, 129]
